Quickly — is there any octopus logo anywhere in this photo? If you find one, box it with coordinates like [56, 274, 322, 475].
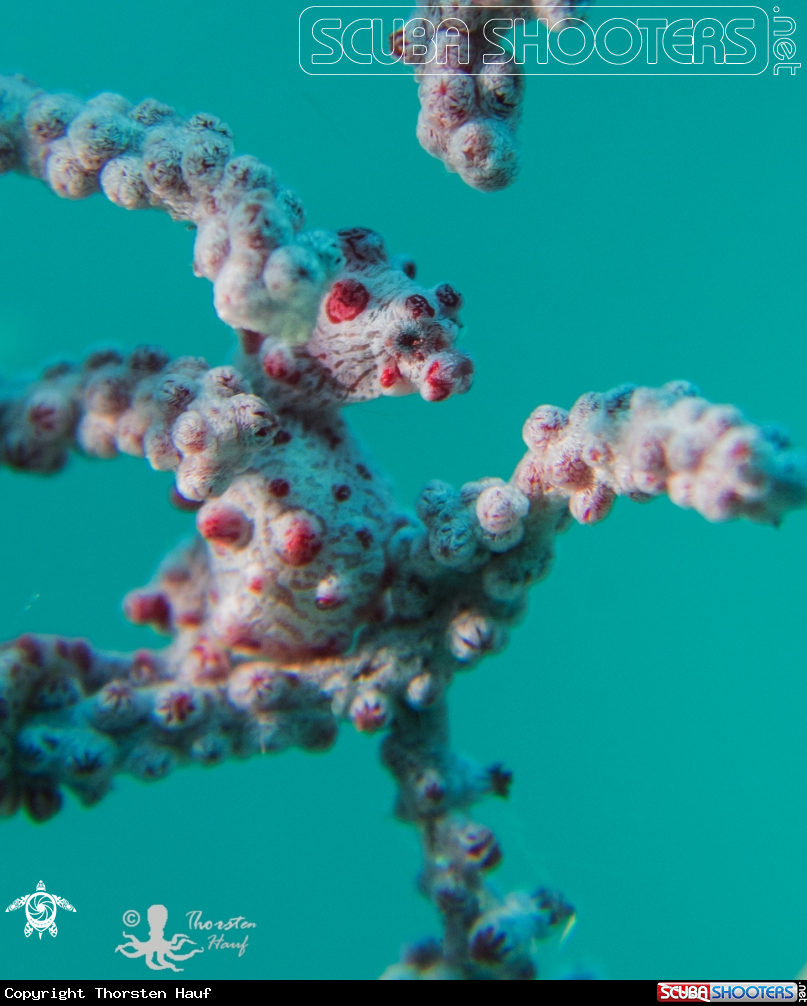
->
[5, 880, 76, 938]
[116, 904, 204, 971]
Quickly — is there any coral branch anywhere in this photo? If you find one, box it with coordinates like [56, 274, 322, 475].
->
[403, 3, 589, 191]
[0, 72, 472, 400]
[6, 362, 801, 827]
[514, 382, 807, 526]
[0, 347, 275, 496]
[380, 700, 574, 979]
[0, 74, 337, 341]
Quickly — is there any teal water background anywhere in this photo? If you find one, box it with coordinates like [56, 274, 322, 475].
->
[0, 0, 805, 980]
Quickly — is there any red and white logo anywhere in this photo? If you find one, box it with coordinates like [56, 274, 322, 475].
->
[658, 985, 710, 1002]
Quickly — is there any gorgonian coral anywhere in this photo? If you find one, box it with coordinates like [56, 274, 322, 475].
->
[0, 73, 804, 979]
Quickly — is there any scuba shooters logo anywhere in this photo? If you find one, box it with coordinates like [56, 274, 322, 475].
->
[299, 6, 771, 75]
[657, 983, 800, 1000]
[659, 987, 712, 1002]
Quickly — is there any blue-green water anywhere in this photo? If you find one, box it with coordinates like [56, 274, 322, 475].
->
[0, 0, 805, 980]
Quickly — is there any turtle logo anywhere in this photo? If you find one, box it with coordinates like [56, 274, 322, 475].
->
[5, 880, 76, 938]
